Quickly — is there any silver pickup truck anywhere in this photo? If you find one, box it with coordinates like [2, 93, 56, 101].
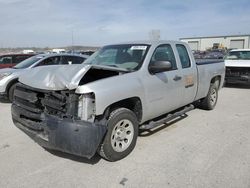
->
[11, 41, 225, 161]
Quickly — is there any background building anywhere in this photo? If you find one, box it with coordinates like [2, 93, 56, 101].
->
[180, 34, 250, 51]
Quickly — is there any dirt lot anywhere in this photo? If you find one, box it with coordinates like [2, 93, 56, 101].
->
[0, 86, 250, 188]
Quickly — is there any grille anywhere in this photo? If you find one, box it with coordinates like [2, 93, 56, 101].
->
[14, 83, 79, 123]
[226, 67, 250, 77]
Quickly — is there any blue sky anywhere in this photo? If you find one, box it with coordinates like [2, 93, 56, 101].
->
[0, 0, 250, 47]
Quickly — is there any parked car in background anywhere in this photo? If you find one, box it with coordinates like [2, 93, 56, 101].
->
[0, 53, 88, 101]
[0, 54, 34, 69]
[224, 49, 250, 84]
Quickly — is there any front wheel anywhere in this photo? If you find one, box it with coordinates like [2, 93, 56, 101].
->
[8, 83, 17, 102]
[98, 108, 138, 162]
[200, 83, 218, 110]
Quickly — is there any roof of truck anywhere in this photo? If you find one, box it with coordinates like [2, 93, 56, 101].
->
[111, 40, 186, 45]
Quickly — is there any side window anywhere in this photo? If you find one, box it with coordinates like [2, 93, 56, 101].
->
[150, 44, 177, 70]
[61, 56, 86, 64]
[0, 56, 12, 64]
[176, 44, 191, 68]
[39, 56, 60, 66]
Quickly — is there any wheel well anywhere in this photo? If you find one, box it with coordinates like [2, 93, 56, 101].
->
[210, 76, 221, 88]
[6, 79, 18, 95]
[100, 97, 143, 122]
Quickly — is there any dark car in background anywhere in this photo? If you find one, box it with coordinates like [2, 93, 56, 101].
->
[0, 54, 35, 69]
[0, 53, 88, 101]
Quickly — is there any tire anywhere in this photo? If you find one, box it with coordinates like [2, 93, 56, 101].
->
[98, 108, 138, 162]
[8, 83, 17, 102]
[200, 83, 218, 110]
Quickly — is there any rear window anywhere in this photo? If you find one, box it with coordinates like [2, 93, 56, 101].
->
[14, 55, 32, 64]
[176, 44, 191, 68]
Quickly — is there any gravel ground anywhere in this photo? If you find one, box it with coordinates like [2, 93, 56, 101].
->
[0, 86, 250, 188]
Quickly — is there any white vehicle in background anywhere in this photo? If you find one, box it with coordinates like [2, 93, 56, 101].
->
[224, 49, 250, 84]
[22, 50, 35, 54]
[52, 49, 66, 53]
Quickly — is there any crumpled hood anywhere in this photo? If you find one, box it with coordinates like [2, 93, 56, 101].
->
[225, 60, 250, 67]
[19, 64, 92, 90]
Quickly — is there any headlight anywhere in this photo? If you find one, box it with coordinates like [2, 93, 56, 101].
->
[0, 73, 12, 81]
[78, 93, 96, 122]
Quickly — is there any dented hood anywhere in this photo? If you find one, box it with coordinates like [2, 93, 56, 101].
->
[19, 64, 128, 91]
[19, 64, 92, 90]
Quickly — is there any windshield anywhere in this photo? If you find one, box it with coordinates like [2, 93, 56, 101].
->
[84, 44, 150, 71]
[225, 51, 250, 60]
[14, 55, 43, 69]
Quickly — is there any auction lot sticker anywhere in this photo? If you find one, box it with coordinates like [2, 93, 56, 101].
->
[131, 46, 147, 50]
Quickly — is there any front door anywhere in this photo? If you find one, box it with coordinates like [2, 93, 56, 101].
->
[143, 44, 183, 120]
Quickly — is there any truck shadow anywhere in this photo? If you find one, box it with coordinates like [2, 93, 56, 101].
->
[139, 114, 188, 137]
[224, 83, 250, 89]
[45, 148, 102, 164]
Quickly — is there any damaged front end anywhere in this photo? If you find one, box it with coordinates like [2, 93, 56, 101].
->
[11, 83, 107, 159]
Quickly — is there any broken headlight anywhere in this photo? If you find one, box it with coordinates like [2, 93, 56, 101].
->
[78, 93, 96, 122]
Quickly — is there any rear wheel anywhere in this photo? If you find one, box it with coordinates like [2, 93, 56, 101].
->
[98, 108, 138, 161]
[200, 83, 218, 110]
[8, 83, 17, 102]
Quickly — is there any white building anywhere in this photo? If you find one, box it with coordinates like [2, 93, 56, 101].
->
[180, 34, 250, 51]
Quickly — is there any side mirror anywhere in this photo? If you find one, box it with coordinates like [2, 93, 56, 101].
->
[149, 61, 172, 74]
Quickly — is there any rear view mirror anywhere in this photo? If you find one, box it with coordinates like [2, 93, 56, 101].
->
[149, 61, 172, 74]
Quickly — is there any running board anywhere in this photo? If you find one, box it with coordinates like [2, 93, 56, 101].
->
[139, 104, 194, 130]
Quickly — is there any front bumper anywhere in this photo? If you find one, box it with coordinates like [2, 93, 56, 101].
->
[225, 75, 250, 84]
[12, 104, 107, 159]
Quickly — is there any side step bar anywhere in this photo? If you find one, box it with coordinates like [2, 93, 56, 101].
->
[139, 104, 194, 130]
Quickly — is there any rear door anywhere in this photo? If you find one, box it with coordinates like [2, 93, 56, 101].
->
[175, 44, 198, 107]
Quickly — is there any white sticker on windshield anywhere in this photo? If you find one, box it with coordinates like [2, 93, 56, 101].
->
[130, 46, 147, 50]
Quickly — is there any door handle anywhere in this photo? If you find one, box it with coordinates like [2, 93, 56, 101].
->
[173, 75, 182, 81]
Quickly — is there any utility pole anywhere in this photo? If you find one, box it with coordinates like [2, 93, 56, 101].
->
[71, 30, 74, 52]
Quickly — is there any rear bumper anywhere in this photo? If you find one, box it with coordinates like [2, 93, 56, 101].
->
[12, 104, 107, 159]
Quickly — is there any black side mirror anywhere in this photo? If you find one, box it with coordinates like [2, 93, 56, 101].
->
[149, 61, 172, 74]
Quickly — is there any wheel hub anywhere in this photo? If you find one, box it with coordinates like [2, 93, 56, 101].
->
[111, 119, 134, 152]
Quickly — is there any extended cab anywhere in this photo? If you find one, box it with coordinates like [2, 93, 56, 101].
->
[11, 41, 225, 161]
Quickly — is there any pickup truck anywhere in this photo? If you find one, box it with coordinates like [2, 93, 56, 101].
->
[224, 49, 250, 84]
[11, 40, 225, 161]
